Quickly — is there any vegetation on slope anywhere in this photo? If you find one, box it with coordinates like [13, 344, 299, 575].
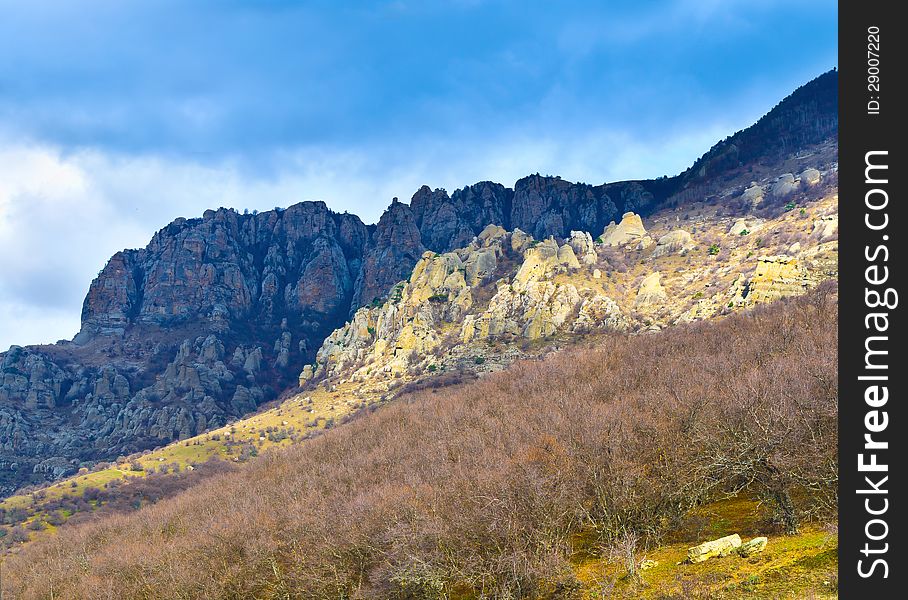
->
[574, 495, 838, 599]
[2, 171, 838, 551]
[1, 285, 837, 599]
[0, 386, 364, 548]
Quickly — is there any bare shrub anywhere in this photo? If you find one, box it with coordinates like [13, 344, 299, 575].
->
[3, 289, 838, 599]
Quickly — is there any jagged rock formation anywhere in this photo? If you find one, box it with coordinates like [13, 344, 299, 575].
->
[305, 227, 631, 386]
[304, 181, 838, 397]
[601, 212, 650, 248]
[569, 231, 599, 265]
[1, 70, 839, 496]
[409, 183, 511, 251]
[80, 203, 368, 338]
[1, 202, 375, 494]
[352, 199, 426, 309]
[466, 237, 587, 340]
[747, 256, 808, 303]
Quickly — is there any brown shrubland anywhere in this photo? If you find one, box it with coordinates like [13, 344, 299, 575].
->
[2, 285, 837, 599]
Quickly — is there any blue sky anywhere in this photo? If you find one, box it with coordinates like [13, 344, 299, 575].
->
[0, 0, 836, 349]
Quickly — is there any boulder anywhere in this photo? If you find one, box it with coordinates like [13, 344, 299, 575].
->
[513, 239, 561, 286]
[738, 537, 768, 557]
[510, 229, 533, 253]
[568, 230, 598, 265]
[728, 218, 762, 236]
[634, 235, 655, 250]
[687, 534, 742, 563]
[652, 230, 694, 257]
[557, 244, 581, 270]
[812, 215, 838, 240]
[771, 173, 797, 198]
[742, 184, 765, 207]
[601, 212, 648, 247]
[634, 272, 667, 308]
[800, 168, 821, 187]
[299, 364, 314, 384]
[476, 224, 508, 246]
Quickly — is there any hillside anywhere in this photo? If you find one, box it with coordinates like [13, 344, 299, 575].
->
[0, 70, 840, 598]
[0, 70, 838, 496]
[0, 288, 837, 599]
[0, 157, 838, 548]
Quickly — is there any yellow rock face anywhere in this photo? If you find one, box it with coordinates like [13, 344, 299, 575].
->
[812, 215, 838, 240]
[748, 256, 806, 303]
[302, 188, 837, 393]
[557, 244, 581, 269]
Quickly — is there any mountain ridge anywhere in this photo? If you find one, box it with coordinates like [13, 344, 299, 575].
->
[0, 69, 838, 496]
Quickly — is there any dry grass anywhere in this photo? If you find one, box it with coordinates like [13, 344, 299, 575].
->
[1, 287, 837, 599]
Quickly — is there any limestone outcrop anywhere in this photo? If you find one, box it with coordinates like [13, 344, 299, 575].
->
[1, 70, 840, 496]
[687, 534, 742, 563]
[652, 230, 695, 257]
[812, 214, 838, 240]
[634, 272, 667, 308]
[601, 212, 648, 247]
[747, 256, 807, 303]
[309, 230, 628, 387]
[352, 199, 426, 309]
[572, 295, 627, 333]
[569, 230, 598, 265]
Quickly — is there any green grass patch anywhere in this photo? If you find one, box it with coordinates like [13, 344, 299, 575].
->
[574, 496, 838, 599]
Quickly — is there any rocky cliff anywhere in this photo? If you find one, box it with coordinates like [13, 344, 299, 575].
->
[0, 70, 838, 496]
[302, 173, 838, 398]
[2, 202, 375, 494]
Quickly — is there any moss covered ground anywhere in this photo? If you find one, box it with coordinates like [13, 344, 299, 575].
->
[573, 497, 838, 599]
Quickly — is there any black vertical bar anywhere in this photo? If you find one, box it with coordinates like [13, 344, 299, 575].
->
[839, 0, 905, 597]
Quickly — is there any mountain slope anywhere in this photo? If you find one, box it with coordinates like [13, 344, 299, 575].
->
[0, 70, 838, 496]
[1, 288, 838, 599]
[1, 156, 838, 552]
